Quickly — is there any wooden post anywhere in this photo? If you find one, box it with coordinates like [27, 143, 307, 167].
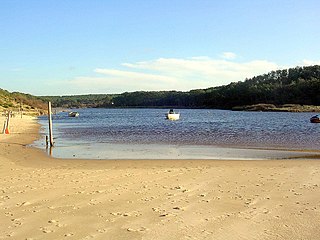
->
[2, 120, 7, 134]
[20, 102, 23, 118]
[48, 102, 54, 147]
[4, 112, 10, 134]
[45, 135, 49, 148]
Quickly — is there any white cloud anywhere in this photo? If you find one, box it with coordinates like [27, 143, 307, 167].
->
[220, 52, 237, 60]
[94, 68, 177, 84]
[121, 57, 278, 86]
[69, 55, 282, 93]
[300, 59, 320, 66]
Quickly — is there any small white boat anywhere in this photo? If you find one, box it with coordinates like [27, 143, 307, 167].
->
[166, 109, 180, 120]
[68, 111, 79, 117]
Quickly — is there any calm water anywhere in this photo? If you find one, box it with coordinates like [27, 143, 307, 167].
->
[35, 108, 320, 159]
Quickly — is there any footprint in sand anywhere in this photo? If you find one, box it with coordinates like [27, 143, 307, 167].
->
[40, 227, 53, 233]
[64, 233, 74, 237]
[127, 227, 148, 232]
[48, 219, 65, 228]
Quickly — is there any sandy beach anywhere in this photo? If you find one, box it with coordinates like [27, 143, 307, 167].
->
[1, 116, 320, 240]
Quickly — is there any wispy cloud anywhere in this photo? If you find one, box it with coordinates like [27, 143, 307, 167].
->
[220, 52, 237, 60]
[95, 68, 177, 84]
[68, 54, 283, 93]
[300, 59, 320, 66]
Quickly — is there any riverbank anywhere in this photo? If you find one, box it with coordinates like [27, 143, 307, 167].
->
[232, 103, 320, 112]
[1, 116, 320, 240]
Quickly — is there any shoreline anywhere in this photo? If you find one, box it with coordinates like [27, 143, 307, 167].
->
[38, 141, 320, 161]
[1, 116, 320, 239]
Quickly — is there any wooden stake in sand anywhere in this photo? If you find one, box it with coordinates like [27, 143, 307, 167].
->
[20, 101, 23, 118]
[3, 111, 11, 134]
[48, 102, 54, 147]
[2, 119, 7, 134]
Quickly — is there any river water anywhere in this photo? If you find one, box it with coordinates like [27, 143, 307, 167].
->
[34, 108, 320, 159]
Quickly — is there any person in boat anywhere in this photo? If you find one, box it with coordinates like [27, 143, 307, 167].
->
[169, 109, 174, 114]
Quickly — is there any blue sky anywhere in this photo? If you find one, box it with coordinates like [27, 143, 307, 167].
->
[1, 0, 319, 95]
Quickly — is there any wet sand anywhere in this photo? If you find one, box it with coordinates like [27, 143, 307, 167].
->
[43, 141, 320, 160]
[1, 116, 320, 240]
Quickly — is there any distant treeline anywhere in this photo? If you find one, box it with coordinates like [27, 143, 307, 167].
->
[40, 94, 116, 108]
[41, 65, 320, 109]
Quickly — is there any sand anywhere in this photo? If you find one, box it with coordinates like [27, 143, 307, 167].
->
[1, 116, 320, 240]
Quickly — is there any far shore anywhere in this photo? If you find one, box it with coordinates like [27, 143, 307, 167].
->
[0, 116, 320, 239]
[232, 103, 320, 112]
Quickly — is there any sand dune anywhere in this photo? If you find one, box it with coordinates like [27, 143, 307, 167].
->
[0, 116, 320, 240]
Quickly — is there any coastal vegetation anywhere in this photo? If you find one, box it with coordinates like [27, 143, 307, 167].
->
[232, 103, 320, 112]
[0, 88, 46, 115]
[1, 65, 320, 112]
[40, 94, 116, 108]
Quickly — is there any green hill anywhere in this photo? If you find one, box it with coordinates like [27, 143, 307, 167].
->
[40, 94, 116, 108]
[0, 89, 47, 115]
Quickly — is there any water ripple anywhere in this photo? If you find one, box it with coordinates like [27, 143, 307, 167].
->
[38, 108, 320, 150]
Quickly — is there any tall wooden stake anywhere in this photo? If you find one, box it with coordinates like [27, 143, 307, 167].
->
[20, 101, 23, 118]
[48, 102, 54, 147]
[4, 112, 11, 134]
[2, 120, 7, 134]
